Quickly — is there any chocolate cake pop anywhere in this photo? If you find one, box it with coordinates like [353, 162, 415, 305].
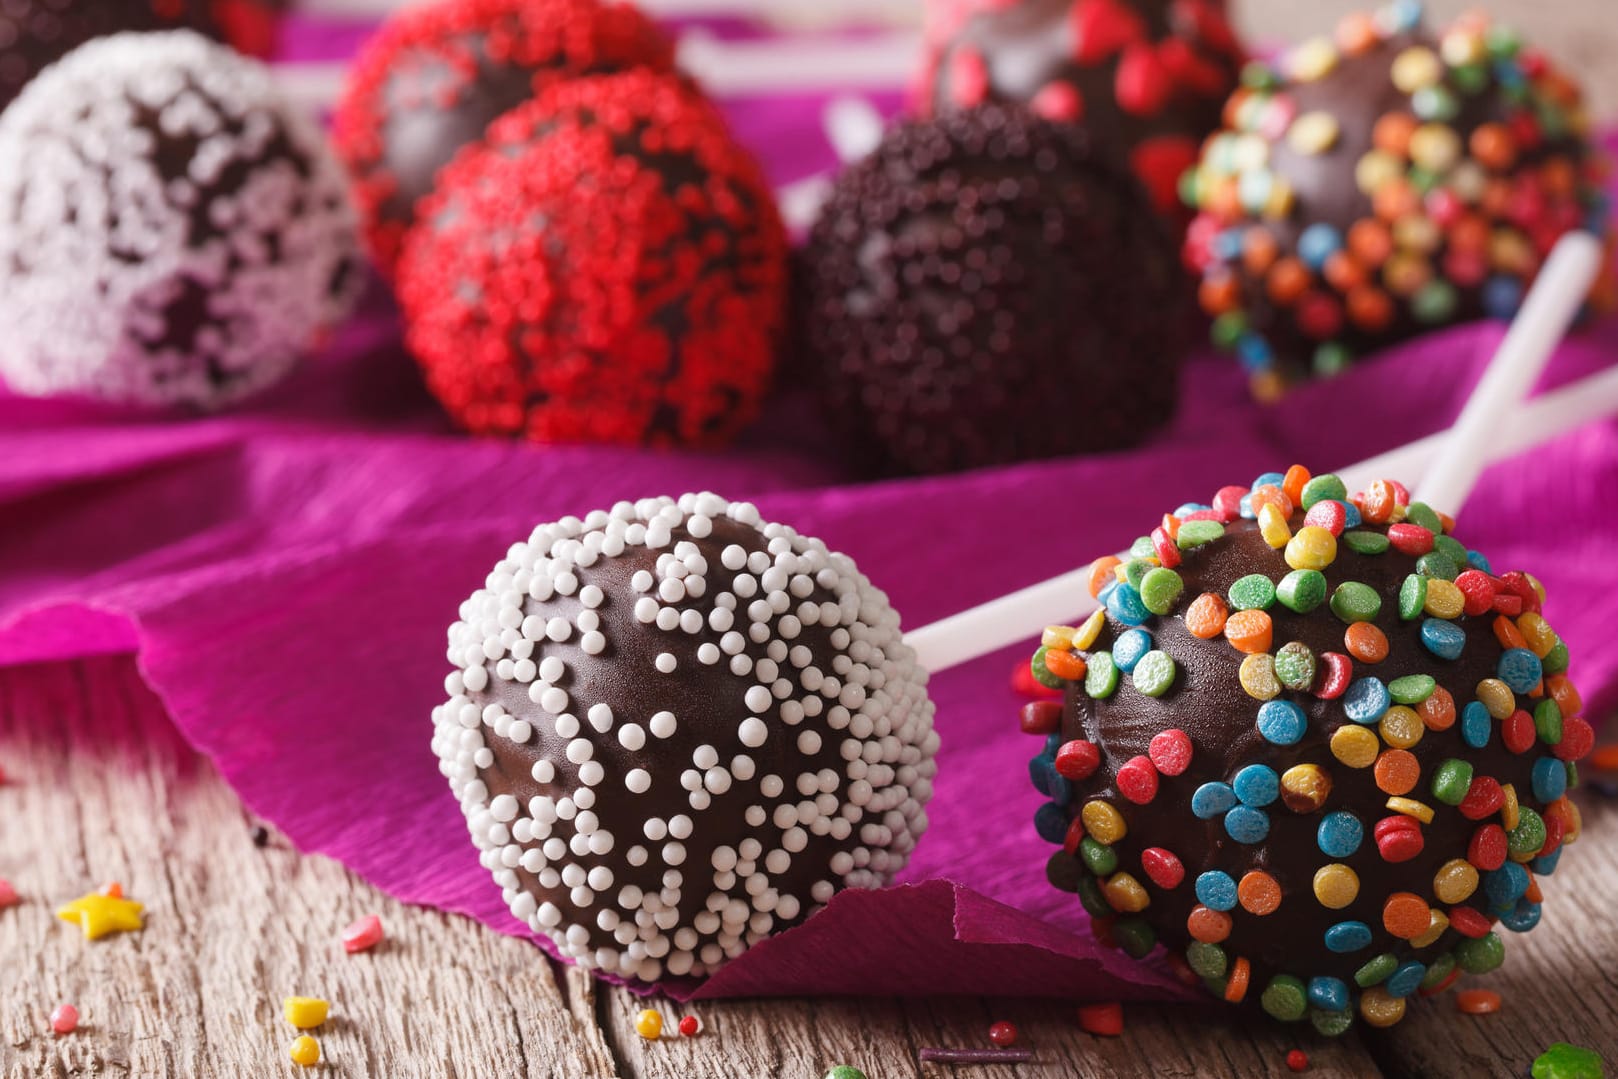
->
[1182, 3, 1612, 398]
[917, 0, 1244, 218]
[396, 70, 788, 447]
[0, 31, 361, 410]
[433, 493, 938, 982]
[332, 0, 675, 273]
[1024, 465, 1592, 1032]
[797, 104, 1187, 477]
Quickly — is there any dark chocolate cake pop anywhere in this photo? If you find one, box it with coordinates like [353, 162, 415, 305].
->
[917, 0, 1244, 218]
[332, 0, 675, 273]
[396, 70, 788, 447]
[0, 0, 221, 109]
[0, 30, 361, 410]
[797, 104, 1188, 477]
[1023, 465, 1592, 1032]
[433, 493, 939, 983]
[1182, 2, 1613, 398]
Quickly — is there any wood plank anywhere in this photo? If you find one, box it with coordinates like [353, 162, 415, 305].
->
[599, 985, 1383, 1077]
[0, 658, 619, 1079]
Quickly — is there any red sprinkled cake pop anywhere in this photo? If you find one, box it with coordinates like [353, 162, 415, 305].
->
[397, 70, 788, 447]
[332, 0, 674, 274]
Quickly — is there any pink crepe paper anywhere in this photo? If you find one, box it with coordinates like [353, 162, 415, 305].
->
[0, 18, 1616, 1001]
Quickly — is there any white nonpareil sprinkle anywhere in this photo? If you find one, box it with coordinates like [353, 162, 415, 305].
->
[432, 493, 938, 983]
[0, 31, 359, 410]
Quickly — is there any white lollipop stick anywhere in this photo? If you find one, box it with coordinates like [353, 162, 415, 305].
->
[905, 362, 1618, 674]
[1415, 232, 1606, 515]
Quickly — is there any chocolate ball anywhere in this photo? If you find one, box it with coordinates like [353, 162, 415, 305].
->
[797, 105, 1188, 477]
[1024, 467, 1592, 1032]
[1182, 5, 1612, 397]
[397, 70, 788, 447]
[332, 0, 674, 273]
[433, 493, 939, 983]
[918, 0, 1244, 219]
[0, 31, 361, 410]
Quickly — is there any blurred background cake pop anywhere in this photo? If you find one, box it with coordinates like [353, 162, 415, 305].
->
[916, 0, 1245, 221]
[1182, 2, 1613, 398]
[0, 30, 361, 410]
[397, 70, 788, 447]
[333, 0, 675, 273]
[797, 104, 1187, 477]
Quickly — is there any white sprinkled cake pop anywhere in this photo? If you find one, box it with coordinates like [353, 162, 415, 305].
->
[0, 30, 361, 410]
[433, 493, 939, 983]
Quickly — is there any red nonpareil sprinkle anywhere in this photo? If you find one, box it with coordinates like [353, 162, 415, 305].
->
[1502, 710, 1536, 755]
[1311, 652, 1352, 699]
[1386, 523, 1435, 556]
[1140, 847, 1185, 890]
[1468, 823, 1508, 871]
[988, 1020, 1018, 1047]
[396, 70, 787, 449]
[1458, 776, 1505, 820]
[1020, 700, 1064, 736]
[1076, 1002, 1124, 1037]
[1375, 818, 1424, 863]
[343, 914, 384, 954]
[1286, 1048, 1310, 1072]
[50, 1003, 78, 1035]
[1447, 905, 1494, 939]
[677, 1015, 701, 1037]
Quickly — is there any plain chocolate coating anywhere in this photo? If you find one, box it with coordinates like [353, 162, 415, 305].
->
[468, 516, 869, 962]
[797, 105, 1188, 476]
[0, 0, 220, 109]
[1054, 516, 1558, 999]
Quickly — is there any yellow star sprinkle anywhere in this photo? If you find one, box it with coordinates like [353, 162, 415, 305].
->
[56, 891, 144, 940]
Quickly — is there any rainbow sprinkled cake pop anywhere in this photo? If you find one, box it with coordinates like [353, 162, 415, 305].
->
[1181, 2, 1611, 398]
[1023, 464, 1592, 1031]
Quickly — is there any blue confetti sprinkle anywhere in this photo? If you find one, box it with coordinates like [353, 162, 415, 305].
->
[1107, 584, 1151, 627]
[1307, 977, 1349, 1012]
[1196, 870, 1238, 911]
[1317, 812, 1364, 859]
[1191, 782, 1238, 819]
[1532, 756, 1568, 803]
[1298, 223, 1342, 269]
[1033, 802, 1069, 844]
[1385, 961, 1427, 999]
[1466, 549, 1493, 574]
[1232, 764, 1279, 807]
[1256, 700, 1307, 745]
[1340, 500, 1362, 529]
[1112, 629, 1153, 673]
[1532, 848, 1564, 876]
[1461, 700, 1492, 749]
[1224, 805, 1270, 844]
[1485, 862, 1530, 907]
[1324, 921, 1373, 954]
[1497, 648, 1543, 694]
[1343, 678, 1390, 724]
[1501, 898, 1542, 933]
[1252, 472, 1286, 491]
[1420, 618, 1467, 661]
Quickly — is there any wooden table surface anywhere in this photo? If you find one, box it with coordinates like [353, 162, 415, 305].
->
[3, 658, 1615, 1078]
[6, 3, 1618, 1077]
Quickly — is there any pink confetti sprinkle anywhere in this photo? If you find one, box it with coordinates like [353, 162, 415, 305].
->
[0, 880, 16, 908]
[342, 914, 384, 954]
[50, 1004, 78, 1035]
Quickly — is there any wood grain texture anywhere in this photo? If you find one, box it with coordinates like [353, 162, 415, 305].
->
[3, 657, 1615, 1078]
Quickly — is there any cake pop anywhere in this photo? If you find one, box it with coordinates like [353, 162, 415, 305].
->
[1024, 464, 1592, 1031]
[798, 104, 1187, 476]
[397, 70, 788, 447]
[1182, 3, 1611, 397]
[433, 493, 938, 982]
[0, 30, 361, 410]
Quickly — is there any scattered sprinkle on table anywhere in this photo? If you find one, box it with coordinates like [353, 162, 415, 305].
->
[823, 1068, 867, 1079]
[56, 888, 144, 940]
[0, 879, 17, 909]
[988, 1020, 1018, 1047]
[1286, 1048, 1310, 1072]
[1077, 1002, 1124, 1037]
[677, 1014, 702, 1037]
[288, 1035, 321, 1067]
[634, 1009, 663, 1040]
[918, 1047, 1034, 1064]
[342, 914, 383, 953]
[284, 997, 330, 1029]
[50, 1003, 78, 1035]
[1456, 989, 1502, 1015]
